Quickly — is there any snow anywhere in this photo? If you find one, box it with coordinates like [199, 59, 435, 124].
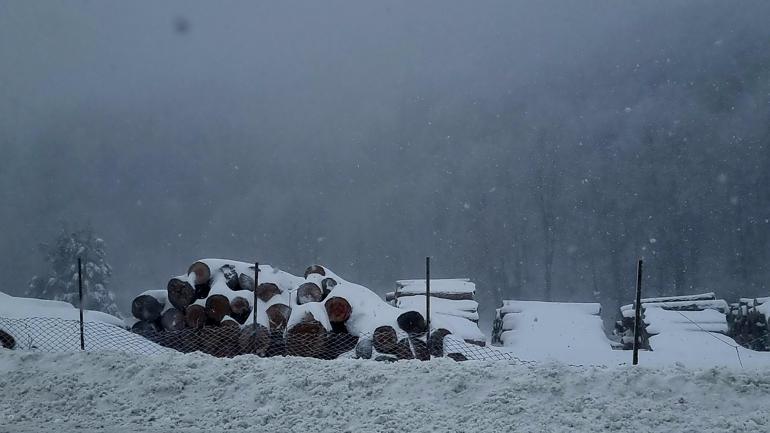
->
[394, 278, 476, 295]
[1, 350, 770, 433]
[620, 299, 729, 317]
[497, 301, 613, 364]
[395, 295, 479, 321]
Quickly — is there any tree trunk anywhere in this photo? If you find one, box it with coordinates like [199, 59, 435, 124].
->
[286, 313, 327, 358]
[265, 303, 292, 332]
[238, 324, 271, 356]
[167, 278, 196, 311]
[372, 325, 399, 354]
[0, 329, 16, 349]
[131, 294, 164, 322]
[221, 264, 241, 290]
[229, 296, 252, 324]
[185, 304, 207, 329]
[238, 273, 255, 292]
[188, 261, 212, 299]
[427, 328, 451, 357]
[297, 282, 323, 304]
[160, 308, 186, 331]
[325, 297, 352, 323]
[397, 311, 427, 335]
[256, 283, 282, 302]
[304, 265, 326, 278]
[131, 320, 160, 335]
[205, 294, 232, 324]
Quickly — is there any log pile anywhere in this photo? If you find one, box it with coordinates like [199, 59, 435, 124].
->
[727, 297, 770, 351]
[613, 293, 729, 350]
[129, 259, 460, 360]
[386, 278, 485, 346]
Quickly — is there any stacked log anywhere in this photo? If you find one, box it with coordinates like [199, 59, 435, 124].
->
[387, 278, 484, 346]
[727, 297, 770, 351]
[613, 293, 729, 351]
[129, 259, 461, 360]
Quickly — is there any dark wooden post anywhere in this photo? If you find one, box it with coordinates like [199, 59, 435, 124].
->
[78, 258, 85, 351]
[632, 258, 643, 365]
[425, 256, 431, 352]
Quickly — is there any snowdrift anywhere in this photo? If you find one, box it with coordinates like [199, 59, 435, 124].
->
[0, 292, 168, 354]
[1, 350, 769, 432]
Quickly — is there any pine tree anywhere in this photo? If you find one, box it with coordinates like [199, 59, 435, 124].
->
[27, 224, 120, 317]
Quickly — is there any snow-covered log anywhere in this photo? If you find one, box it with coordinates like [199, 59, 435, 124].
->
[229, 296, 251, 325]
[160, 308, 186, 331]
[131, 294, 164, 322]
[167, 278, 196, 311]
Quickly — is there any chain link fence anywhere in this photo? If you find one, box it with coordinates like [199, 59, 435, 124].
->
[0, 316, 517, 362]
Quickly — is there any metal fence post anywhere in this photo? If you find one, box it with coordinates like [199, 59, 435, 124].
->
[78, 257, 85, 351]
[254, 261, 259, 355]
[425, 256, 431, 357]
[632, 258, 643, 365]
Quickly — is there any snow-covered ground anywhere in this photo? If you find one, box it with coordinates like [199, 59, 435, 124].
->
[1, 350, 769, 433]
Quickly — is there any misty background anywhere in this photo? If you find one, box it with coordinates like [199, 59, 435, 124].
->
[2, 1, 769, 331]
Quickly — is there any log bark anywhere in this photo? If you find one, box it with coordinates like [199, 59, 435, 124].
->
[325, 297, 352, 323]
[447, 352, 468, 362]
[221, 264, 241, 290]
[372, 325, 399, 354]
[321, 277, 338, 291]
[410, 337, 430, 361]
[199, 326, 240, 358]
[221, 318, 240, 330]
[266, 303, 292, 332]
[324, 332, 359, 359]
[304, 265, 326, 278]
[264, 331, 287, 357]
[297, 282, 323, 304]
[238, 273, 255, 292]
[395, 338, 414, 360]
[238, 324, 270, 356]
[397, 311, 427, 335]
[185, 304, 207, 329]
[205, 294, 232, 324]
[188, 261, 212, 285]
[286, 313, 327, 358]
[427, 328, 451, 357]
[160, 308, 186, 331]
[355, 338, 373, 359]
[131, 320, 160, 335]
[256, 283, 282, 303]
[229, 296, 252, 325]
[0, 329, 16, 349]
[385, 292, 475, 302]
[131, 294, 164, 322]
[167, 278, 196, 311]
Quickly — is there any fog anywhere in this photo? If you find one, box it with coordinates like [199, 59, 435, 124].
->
[2, 1, 769, 328]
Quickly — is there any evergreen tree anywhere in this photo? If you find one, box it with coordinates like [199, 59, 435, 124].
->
[27, 224, 120, 317]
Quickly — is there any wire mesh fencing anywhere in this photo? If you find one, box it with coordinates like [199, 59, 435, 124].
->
[0, 316, 518, 362]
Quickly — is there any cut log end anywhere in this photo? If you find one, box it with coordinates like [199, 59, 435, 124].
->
[131, 294, 164, 322]
[256, 283, 282, 303]
[167, 278, 196, 311]
[325, 297, 352, 323]
[0, 329, 16, 349]
[297, 282, 323, 305]
[185, 304, 207, 329]
[187, 261, 212, 286]
[373, 325, 399, 355]
[229, 296, 252, 325]
[304, 265, 326, 278]
[266, 303, 292, 332]
[205, 294, 232, 324]
[397, 311, 427, 335]
[160, 308, 186, 331]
